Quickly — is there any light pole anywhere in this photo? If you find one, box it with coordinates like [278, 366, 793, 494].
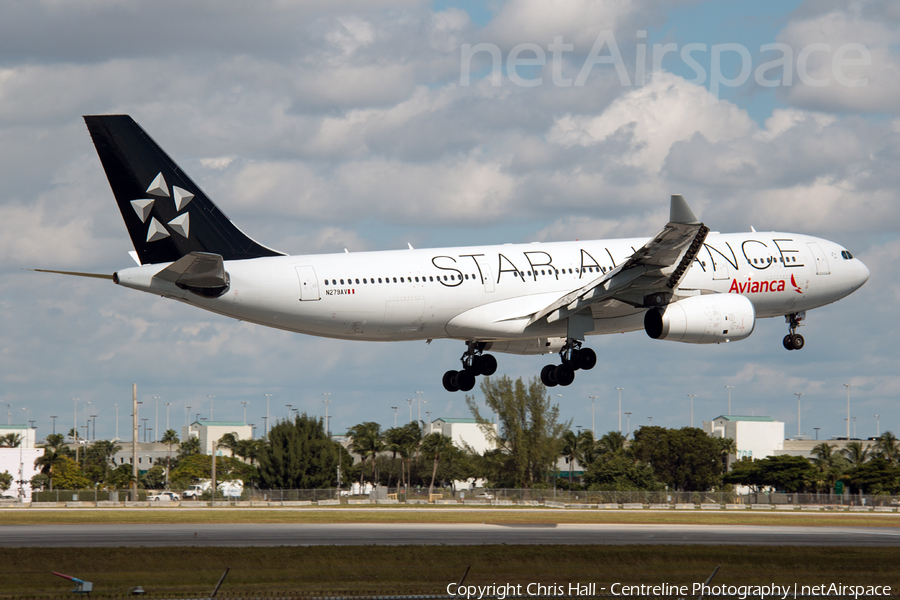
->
[241, 401, 249, 425]
[687, 395, 696, 428]
[50, 415, 57, 435]
[844, 383, 851, 440]
[616, 388, 623, 433]
[142, 418, 148, 442]
[153, 396, 160, 443]
[322, 393, 331, 437]
[264, 393, 272, 437]
[794, 393, 803, 437]
[875, 414, 881, 437]
[5, 403, 10, 425]
[391, 406, 398, 428]
[114, 403, 119, 441]
[813, 427, 820, 440]
[647, 416, 652, 427]
[285, 404, 293, 420]
[207, 395, 215, 421]
[624, 412, 632, 438]
[90, 414, 97, 440]
[725, 386, 733, 415]
[416, 391, 425, 425]
[72, 398, 80, 464]
[852, 416, 858, 439]
[186, 405, 192, 427]
[165, 403, 172, 433]
[589, 396, 597, 436]
[407, 399, 414, 424]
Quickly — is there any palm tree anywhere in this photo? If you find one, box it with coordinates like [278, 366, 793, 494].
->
[0, 433, 22, 448]
[178, 435, 201, 459]
[875, 431, 900, 464]
[575, 430, 597, 470]
[841, 441, 871, 466]
[597, 431, 627, 456]
[420, 432, 455, 498]
[347, 422, 384, 484]
[217, 433, 240, 457]
[560, 430, 578, 488]
[811, 442, 848, 492]
[716, 437, 737, 471]
[34, 447, 67, 490]
[160, 429, 179, 488]
[383, 427, 405, 489]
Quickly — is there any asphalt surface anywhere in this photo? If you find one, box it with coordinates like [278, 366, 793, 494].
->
[2, 522, 899, 547]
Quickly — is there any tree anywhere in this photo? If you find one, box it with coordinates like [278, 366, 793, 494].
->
[383, 427, 405, 488]
[178, 436, 201, 459]
[83, 440, 122, 485]
[217, 433, 240, 457]
[257, 414, 340, 489]
[725, 455, 816, 493]
[715, 437, 737, 472]
[575, 430, 598, 470]
[841, 441, 872, 467]
[0, 470, 12, 492]
[583, 454, 663, 491]
[875, 431, 900, 464]
[630, 426, 723, 491]
[347, 422, 385, 484]
[597, 431, 628, 457]
[35, 446, 70, 491]
[160, 429, 180, 488]
[560, 430, 579, 489]
[843, 458, 900, 494]
[466, 376, 569, 488]
[52, 457, 92, 490]
[811, 442, 848, 490]
[420, 432, 455, 497]
[0, 433, 22, 448]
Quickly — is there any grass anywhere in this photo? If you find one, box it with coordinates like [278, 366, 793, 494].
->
[1, 506, 898, 528]
[1, 545, 898, 597]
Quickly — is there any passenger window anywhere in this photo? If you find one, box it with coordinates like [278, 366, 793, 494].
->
[355, 278, 360, 284]
[378, 278, 382, 283]
[400, 277, 405, 283]
[393, 277, 397, 283]
[429, 276, 434, 282]
[340, 279, 345, 285]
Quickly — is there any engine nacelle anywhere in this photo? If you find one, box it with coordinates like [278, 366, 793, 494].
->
[644, 294, 755, 344]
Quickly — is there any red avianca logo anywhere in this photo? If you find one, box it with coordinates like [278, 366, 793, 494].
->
[729, 274, 803, 294]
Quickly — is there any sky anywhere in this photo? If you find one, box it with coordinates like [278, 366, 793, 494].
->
[1, 0, 898, 444]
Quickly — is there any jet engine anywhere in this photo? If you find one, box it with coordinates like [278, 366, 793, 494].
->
[644, 294, 755, 344]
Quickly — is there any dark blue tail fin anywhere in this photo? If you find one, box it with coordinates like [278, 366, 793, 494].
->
[84, 115, 283, 265]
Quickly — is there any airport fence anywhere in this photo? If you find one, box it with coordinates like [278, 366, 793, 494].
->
[15, 487, 900, 508]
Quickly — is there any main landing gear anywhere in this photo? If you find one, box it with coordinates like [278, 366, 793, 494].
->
[540, 339, 597, 387]
[783, 311, 805, 351]
[443, 342, 498, 392]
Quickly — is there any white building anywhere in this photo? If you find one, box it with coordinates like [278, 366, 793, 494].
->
[0, 424, 37, 449]
[429, 418, 498, 454]
[0, 425, 42, 500]
[703, 415, 785, 461]
[181, 420, 252, 455]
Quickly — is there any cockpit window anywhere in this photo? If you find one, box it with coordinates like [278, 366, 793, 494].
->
[841, 250, 853, 260]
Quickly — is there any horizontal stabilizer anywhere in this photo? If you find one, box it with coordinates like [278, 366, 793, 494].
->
[28, 268, 113, 280]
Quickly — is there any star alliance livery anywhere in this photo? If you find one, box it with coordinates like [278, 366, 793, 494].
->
[39, 115, 869, 392]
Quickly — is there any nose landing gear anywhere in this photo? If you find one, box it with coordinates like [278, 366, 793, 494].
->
[540, 339, 597, 387]
[442, 342, 498, 392]
[783, 311, 805, 351]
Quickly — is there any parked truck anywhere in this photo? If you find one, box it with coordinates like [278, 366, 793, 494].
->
[182, 479, 244, 499]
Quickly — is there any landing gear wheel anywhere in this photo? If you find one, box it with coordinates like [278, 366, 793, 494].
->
[478, 354, 498, 376]
[443, 370, 460, 392]
[455, 369, 477, 392]
[541, 364, 558, 387]
[554, 364, 575, 386]
[563, 350, 580, 370]
[577, 348, 597, 370]
[783, 335, 793, 351]
[789, 333, 804, 350]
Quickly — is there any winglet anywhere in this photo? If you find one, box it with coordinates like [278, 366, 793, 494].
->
[670, 194, 699, 225]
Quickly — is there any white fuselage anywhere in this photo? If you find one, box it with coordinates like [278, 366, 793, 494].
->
[113, 231, 869, 351]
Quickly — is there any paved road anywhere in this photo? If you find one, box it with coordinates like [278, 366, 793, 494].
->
[2, 522, 899, 547]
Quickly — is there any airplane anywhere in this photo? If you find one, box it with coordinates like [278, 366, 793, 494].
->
[36, 115, 870, 393]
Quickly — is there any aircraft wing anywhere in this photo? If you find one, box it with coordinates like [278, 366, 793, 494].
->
[528, 195, 709, 326]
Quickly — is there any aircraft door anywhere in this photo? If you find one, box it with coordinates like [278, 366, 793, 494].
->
[471, 256, 495, 292]
[295, 265, 321, 301]
[806, 242, 830, 275]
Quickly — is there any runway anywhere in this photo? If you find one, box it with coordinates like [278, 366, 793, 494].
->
[2, 522, 899, 547]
